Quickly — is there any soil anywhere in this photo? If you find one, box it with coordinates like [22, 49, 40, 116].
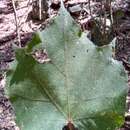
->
[0, 0, 130, 130]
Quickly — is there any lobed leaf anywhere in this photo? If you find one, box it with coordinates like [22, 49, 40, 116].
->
[6, 5, 127, 130]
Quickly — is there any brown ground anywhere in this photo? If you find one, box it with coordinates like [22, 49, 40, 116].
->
[0, 0, 130, 130]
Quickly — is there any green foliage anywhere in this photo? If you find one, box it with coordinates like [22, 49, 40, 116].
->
[6, 5, 127, 130]
[26, 33, 41, 53]
[114, 10, 125, 21]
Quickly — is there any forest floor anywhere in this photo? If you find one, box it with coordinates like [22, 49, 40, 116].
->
[0, 0, 130, 130]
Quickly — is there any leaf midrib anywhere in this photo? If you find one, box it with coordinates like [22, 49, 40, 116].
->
[31, 71, 67, 119]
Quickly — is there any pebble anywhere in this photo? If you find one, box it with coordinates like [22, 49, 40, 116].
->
[68, 4, 82, 13]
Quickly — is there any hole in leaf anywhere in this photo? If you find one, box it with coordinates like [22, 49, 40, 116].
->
[32, 49, 51, 63]
[73, 56, 76, 58]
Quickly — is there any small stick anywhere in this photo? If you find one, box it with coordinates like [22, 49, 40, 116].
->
[11, 0, 21, 47]
[109, 0, 113, 24]
[88, 0, 92, 18]
[39, 0, 42, 20]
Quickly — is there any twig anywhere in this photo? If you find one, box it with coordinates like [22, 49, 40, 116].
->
[11, 0, 21, 47]
[88, 0, 92, 18]
[27, 0, 31, 6]
[109, 0, 113, 24]
[39, 0, 42, 20]
[103, 0, 107, 37]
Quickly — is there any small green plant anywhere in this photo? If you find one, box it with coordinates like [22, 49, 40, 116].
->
[5, 4, 127, 130]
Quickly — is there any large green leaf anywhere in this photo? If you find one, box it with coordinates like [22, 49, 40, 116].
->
[6, 5, 127, 130]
